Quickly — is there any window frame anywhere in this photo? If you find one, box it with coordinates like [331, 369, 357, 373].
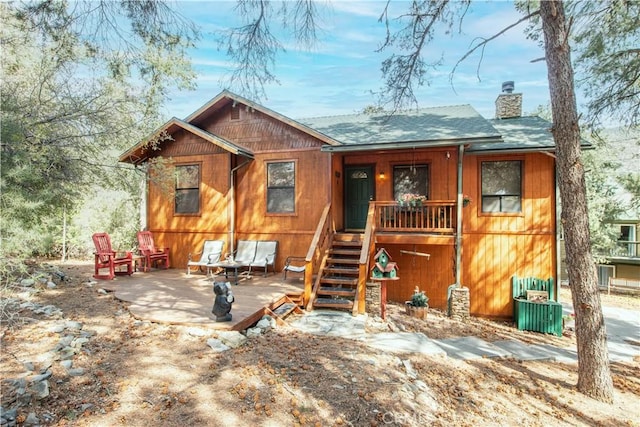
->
[479, 159, 524, 215]
[392, 163, 430, 201]
[265, 159, 297, 216]
[174, 162, 201, 216]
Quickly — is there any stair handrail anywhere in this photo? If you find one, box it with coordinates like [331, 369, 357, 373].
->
[304, 203, 333, 306]
[354, 201, 378, 315]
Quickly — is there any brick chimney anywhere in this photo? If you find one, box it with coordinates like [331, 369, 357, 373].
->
[495, 81, 522, 119]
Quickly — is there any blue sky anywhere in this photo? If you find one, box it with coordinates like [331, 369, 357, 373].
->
[166, 1, 554, 121]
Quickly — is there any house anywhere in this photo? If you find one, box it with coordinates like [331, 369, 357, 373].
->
[562, 127, 640, 291]
[120, 82, 563, 319]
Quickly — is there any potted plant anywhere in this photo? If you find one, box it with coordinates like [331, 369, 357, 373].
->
[398, 193, 427, 207]
[405, 286, 429, 319]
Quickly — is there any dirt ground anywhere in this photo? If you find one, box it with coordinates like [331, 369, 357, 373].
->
[1, 261, 639, 427]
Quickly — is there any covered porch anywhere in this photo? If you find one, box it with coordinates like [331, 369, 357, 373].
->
[99, 269, 305, 331]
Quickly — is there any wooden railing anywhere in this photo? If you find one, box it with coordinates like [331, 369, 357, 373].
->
[304, 203, 334, 308]
[355, 202, 378, 315]
[375, 200, 456, 234]
[610, 240, 640, 258]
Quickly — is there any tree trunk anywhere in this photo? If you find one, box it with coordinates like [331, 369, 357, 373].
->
[540, 1, 613, 402]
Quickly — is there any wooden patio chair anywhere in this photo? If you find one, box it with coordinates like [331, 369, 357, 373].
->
[187, 240, 224, 276]
[136, 231, 170, 272]
[92, 232, 133, 280]
[249, 240, 278, 277]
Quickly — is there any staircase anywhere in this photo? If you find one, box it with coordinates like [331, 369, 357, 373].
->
[312, 233, 362, 311]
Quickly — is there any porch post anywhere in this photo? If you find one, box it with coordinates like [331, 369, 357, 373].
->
[455, 144, 465, 287]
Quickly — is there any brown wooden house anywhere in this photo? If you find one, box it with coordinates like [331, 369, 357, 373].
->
[120, 85, 561, 319]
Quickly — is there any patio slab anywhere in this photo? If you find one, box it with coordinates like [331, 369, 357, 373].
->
[97, 269, 304, 330]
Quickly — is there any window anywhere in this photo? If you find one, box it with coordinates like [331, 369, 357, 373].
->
[393, 165, 429, 200]
[175, 164, 200, 214]
[617, 224, 637, 257]
[481, 160, 522, 213]
[596, 265, 615, 289]
[267, 161, 295, 213]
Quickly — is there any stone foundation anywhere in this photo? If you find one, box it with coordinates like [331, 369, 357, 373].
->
[449, 286, 470, 322]
[365, 281, 381, 317]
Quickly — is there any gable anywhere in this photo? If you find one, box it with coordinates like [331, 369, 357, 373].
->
[198, 103, 329, 153]
[153, 129, 227, 158]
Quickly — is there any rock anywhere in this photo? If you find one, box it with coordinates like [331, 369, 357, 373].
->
[22, 362, 35, 372]
[415, 391, 439, 411]
[246, 327, 262, 339]
[1, 407, 17, 424]
[186, 327, 209, 337]
[60, 360, 73, 370]
[30, 379, 49, 399]
[24, 412, 39, 426]
[65, 320, 83, 330]
[256, 318, 272, 331]
[216, 331, 247, 348]
[72, 337, 89, 348]
[206, 338, 230, 352]
[49, 324, 66, 333]
[67, 368, 85, 376]
[27, 370, 52, 384]
[402, 359, 417, 379]
[58, 347, 76, 360]
[56, 335, 74, 350]
[97, 288, 108, 294]
[20, 279, 35, 287]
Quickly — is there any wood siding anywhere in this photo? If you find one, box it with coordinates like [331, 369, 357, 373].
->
[461, 153, 557, 318]
[146, 105, 331, 271]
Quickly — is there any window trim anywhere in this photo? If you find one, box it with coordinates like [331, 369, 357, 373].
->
[392, 163, 431, 201]
[174, 162, 202, 216]
[265, 159, 297, 216]
[479, 157, 524, 216]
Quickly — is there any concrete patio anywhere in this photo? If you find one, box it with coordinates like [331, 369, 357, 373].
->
[98, 267, 305, 331]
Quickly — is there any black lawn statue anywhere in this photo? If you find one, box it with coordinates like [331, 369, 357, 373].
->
[212, 281, 234, 322]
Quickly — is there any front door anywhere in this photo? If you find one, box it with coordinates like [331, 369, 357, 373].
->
[345, 165, 374, 230]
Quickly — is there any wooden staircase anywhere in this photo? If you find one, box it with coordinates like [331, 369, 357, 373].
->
[312, 233, 362, 311]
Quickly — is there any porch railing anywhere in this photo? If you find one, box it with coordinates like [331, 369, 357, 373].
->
[375, 200, 456, 234]
[304, 203, 333, 308]
[610, 240, 640, 258]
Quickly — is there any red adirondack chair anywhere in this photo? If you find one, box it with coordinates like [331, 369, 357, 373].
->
[136, 231, 170, 272]
[92, 233, 133, 280]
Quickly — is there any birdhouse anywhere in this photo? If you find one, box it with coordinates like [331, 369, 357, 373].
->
[370, 248, 399, 278]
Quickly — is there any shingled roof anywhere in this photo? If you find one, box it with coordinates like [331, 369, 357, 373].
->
[299, 105, 503, 152]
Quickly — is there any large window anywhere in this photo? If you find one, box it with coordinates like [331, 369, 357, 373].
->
[393, 165, 429, 200]
[481, 160, 522, 213]
[267, 161, 295, 213]
[175, 164, 200, 214]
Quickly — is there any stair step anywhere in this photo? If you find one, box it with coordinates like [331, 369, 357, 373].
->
[320, 276, 357, 286]
[314, 298, 354, 309]
[272, 302, 297, 316]
[318, 286, 356, 297]
[330, 248, 361, 256]
[326, 257, 359, 265]
[324, 266, 359, 275]
[332, 240, 362, 247]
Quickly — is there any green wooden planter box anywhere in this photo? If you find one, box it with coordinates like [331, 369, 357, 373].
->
[512, 276, 563, 337]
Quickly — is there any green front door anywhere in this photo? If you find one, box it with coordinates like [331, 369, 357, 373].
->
[345, 166, 374, 230]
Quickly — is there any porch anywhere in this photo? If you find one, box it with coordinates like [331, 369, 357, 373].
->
[99, 269, 305, 331]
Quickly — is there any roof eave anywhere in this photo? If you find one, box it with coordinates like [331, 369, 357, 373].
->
[320, 136, 502, 153]
[118, 117, 254, 165]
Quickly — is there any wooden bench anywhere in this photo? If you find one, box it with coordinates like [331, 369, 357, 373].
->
[512, 275, 563, 337]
